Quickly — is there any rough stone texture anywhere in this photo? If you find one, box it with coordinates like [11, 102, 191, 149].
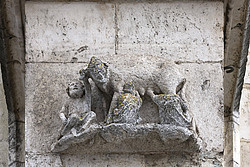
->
[0, 66, 8, 167]
[9, 121, 25, 163]
[25, 2, 116, 63]
[26, 152, 223, 167]
[116, 2, 223, 62]
[223, 0, 249, 165]
[25, 60, 223, 153]
[25, 1, 223, 63]
[51, 123, 199, 153]
[240, 51, 250, 167]
[1, 0, 26, 166]
[240, 85, 250, 140]
[25, 63, 87, 153]
[25, 1, 224, 166]
[61, 154, 145, 167]
[25, 153, 62, 167]
[244, 56, 250, 84]
[241, 141, 250, 167]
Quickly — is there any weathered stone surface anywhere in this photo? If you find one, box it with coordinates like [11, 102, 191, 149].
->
[0, 66, 8, 166]
[117, 2, 223, 62]
[179, 63, 223, 152]
[25, 2, 115, 63]
[25, 1, 223, 63]
[51, 123, 200, 153]
[25, 1, 224, 166]
[244, 52, 250, 84]
[60, 154, 145, 167]
[25, 153, 62, 167]
[0, 141, 8, 166]
[9, 122, 25, 163]
[25, 58, 223, 154]
[241, 141, 250, 167]
[240, 85, 250, 140]
[152, 94, 191, 127]
[239, 52, 250, 167]
[25, 63, 87, 153]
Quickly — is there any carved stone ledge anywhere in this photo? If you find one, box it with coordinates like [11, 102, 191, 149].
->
[51, 123, 201, 154]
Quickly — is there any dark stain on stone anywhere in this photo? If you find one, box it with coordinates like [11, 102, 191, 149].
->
[77, 46, 88, 53]
[71, 57, 78, 63]
[201, 80, 210, 91]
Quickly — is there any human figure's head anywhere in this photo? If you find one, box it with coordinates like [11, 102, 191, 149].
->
[66, 80, 85, 98]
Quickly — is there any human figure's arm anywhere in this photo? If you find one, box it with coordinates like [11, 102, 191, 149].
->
[59, 105, 68, 124]
[83, 75, 91, 112]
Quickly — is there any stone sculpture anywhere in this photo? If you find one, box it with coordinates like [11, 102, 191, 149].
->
[152, 94, 191, 127]
[51, 57, 201, 153]
[58, 79, 96, 137]
[106, 81, 142, 124]
[80, 56, 187, 123]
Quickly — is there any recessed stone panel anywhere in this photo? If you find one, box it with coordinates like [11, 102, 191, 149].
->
[25, 59, 223, 153]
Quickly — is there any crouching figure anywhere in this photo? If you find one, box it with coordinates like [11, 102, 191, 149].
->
[59, 80, 96, 137]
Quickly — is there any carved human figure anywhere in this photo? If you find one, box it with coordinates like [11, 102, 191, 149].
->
[106, 81, 142, 124]
[80, 57, 186, 123]
[59, 80, 96, 137]
[152, 94, 191, 127]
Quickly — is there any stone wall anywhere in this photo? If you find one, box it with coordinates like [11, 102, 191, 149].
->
[240, 50, 250, 167]
[0, 66, 8, 167]
[25, 1, 224, 166]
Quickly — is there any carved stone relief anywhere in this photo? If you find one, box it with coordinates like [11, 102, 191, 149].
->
[51, 57, 200, 153]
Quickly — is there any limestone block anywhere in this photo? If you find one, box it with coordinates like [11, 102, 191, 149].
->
[241, 141, 250, 167]
[60, 154, 145, 167]
[179, 63, 223, 152]
[116, 2, 223, 62]
[25, 153, 62, 167]
[25, 2, 115, 63]
[240, 85, 250, 140]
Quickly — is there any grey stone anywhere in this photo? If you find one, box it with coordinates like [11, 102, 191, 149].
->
[25, 153, 62, 167]
[117, 2, 223, 62]
[0, 66, 8, 166]
[51, 123, 200, 153]
[106, 81, 142, 124]
[58, 80, 96, 137]
[152, 94, 191, 127]
[25, 2, 115, 63]
[24, 2, 224, 166]
[60, 154, 145, 167]
[81, 56, 186, 124]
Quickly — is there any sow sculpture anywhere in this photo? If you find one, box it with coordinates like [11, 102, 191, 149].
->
[51, 56, 200, 153]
